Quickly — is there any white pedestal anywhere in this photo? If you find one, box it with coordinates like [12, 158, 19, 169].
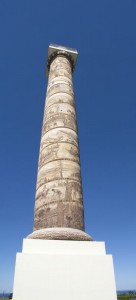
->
[13, 239, 117, 300]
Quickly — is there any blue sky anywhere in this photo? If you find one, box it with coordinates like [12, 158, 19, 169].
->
[0, 0, 136, 292]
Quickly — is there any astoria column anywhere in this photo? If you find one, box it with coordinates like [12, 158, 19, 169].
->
[28, 45, 92, 241]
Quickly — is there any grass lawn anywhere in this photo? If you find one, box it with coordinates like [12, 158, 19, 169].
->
[118, 297, 136, 300]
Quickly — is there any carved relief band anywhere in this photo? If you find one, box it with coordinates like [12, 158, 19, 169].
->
[28, 45, 92, 241]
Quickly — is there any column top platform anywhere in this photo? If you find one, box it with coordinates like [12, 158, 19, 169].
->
[46, 44, 78, 76]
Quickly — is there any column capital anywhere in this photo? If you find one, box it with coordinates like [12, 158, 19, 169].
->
[46, 44, 78, 76]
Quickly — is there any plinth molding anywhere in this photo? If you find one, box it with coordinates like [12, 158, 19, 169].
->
[27, 227, 92, 241]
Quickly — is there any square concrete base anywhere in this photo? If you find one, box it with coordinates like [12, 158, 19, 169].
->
[13, 239, 117, 300]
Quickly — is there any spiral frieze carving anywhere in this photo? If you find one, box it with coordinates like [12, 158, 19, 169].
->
[26, 47, 92, 241]
[32, 54, 85, 233]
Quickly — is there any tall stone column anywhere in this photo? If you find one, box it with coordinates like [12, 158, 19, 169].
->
[13, 45, 117, 300]
[28, 45, 92, 241]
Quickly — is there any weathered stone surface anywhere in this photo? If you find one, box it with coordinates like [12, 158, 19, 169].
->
[39, 142, 79, 166]
[35, 179, 83, 208]
[32, 54, 86, 233]
[34, 201, 84, 230]
[45, 93, 75, 108]
[42, 113, 77, 134]
[44, 102, 76, 120]
[37, 160, 81, 182]
[27, 228, 92, 241]
[40, 128, 78, 148]
[28, 49, 92, 241]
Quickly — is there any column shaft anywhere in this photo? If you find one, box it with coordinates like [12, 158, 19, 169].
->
[34, 55, 84, 231]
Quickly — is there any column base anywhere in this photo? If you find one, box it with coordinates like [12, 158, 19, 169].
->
[13, 239, 117, 300]
[27, 227, 92, 241]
